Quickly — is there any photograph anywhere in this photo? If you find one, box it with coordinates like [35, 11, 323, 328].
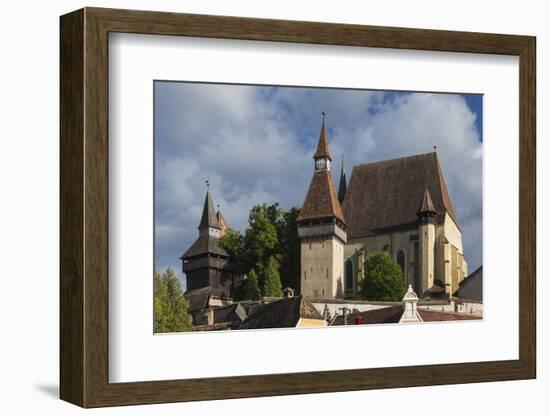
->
[153, 81, 484, 333]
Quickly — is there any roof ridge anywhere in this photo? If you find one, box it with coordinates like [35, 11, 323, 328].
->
[352, 152, 436, 171]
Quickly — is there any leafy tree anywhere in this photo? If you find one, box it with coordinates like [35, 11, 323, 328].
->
[278, 207, 301, 293]
[219, 228, 246, 265]
[262, 256, 283, 297]
[220, 203, 300, 296]
[359, 253, 406, 301]
[244, 204, 281, 277]
[154, 267, 192, 333]
[245, 268, 262, 301]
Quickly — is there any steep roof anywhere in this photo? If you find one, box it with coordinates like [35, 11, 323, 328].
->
[342, 152, 458, 238]
[217, 210, 228, 234]
[297, 170, 346, 224]
[313, 119, 333, 160]
[454, 266, 483, 301]
[331, 306, 404, 325]
[239, 295, 324, 330]
[417, 188, 436, 215]
[213, 303, 248, 326]
[180, 234, 229, 259]
[184, 287, 213, 313]
[198, 191, 220, 230]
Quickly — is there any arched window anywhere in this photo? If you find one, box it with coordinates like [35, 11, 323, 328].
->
[397, 250, 406, 277]
[345, 259, 354, 292]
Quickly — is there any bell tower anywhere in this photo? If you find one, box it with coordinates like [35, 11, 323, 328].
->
[297, 113, 347, 299]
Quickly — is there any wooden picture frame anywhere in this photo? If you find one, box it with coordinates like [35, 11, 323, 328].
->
[60, 7, 536, 408]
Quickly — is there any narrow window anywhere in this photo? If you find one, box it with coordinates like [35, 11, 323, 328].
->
[345, 259, 353, 292]
[397, 250, 406, 277]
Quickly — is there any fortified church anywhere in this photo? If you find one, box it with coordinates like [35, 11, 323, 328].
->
[181, 114, 469, 301]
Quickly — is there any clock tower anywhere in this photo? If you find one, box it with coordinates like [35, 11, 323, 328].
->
[297, 113, 347, 299]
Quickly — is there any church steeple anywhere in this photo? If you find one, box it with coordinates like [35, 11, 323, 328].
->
[198, 182, 221, 237]
[297, 114, 347, 300]
[338, 154, 347, 204]
[313, 112, 332, 171]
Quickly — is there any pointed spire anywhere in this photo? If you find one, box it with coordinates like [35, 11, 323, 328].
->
[198, 188, 220, 230]
[338, 154, 347, 204]
[313, 111, 333, 161]
[216, 205, 228, 236]
[417, 188, 437, 217]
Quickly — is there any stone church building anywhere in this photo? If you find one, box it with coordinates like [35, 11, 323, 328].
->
[297, 115, 468, 299]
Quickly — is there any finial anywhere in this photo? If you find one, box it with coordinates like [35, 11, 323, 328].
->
[205, 179, 210, 190]
[217, 204, 220, 211]
[321, 111, 326, 126]
[433, 144, 437, 152]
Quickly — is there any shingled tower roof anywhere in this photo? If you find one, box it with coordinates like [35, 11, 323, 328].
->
[342, 152, 458, 239]
[417, 188, 437, 216]
[298, 170, 346, 224]
[198, 190, 220, 230]
[297, 117, 345, 224]
[313, 113, 333, 161]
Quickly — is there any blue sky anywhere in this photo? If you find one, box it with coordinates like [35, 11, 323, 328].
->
[154, 82, 483, 288]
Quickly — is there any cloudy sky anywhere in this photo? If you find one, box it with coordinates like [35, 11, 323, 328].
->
[154, 82, 482, 288]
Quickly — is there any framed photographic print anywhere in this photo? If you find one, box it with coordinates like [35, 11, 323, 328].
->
[60, 7, 536, 408]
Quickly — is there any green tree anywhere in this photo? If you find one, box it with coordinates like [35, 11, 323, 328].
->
[245, 268, 262, 301]
[278, 207, 301, 293]
[154, 267, 193, 333]
[219, 203, 301, 296]
[359, 253, 406, 301]
[262, 256, 283, 297]
[219, 228, 246, 265]
[244, 204, 281, 277]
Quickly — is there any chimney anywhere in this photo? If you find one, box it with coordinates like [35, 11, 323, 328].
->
[399, 285, 423, 323]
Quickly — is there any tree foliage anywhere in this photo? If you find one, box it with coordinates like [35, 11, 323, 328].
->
[154, 267, 193, 333]
[262, 256, 283, 297]
[245, 268, 262, 301]
[219, 203, 300, 298]
[278, 207, 301, 293]
[359, 253, 406, 301]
